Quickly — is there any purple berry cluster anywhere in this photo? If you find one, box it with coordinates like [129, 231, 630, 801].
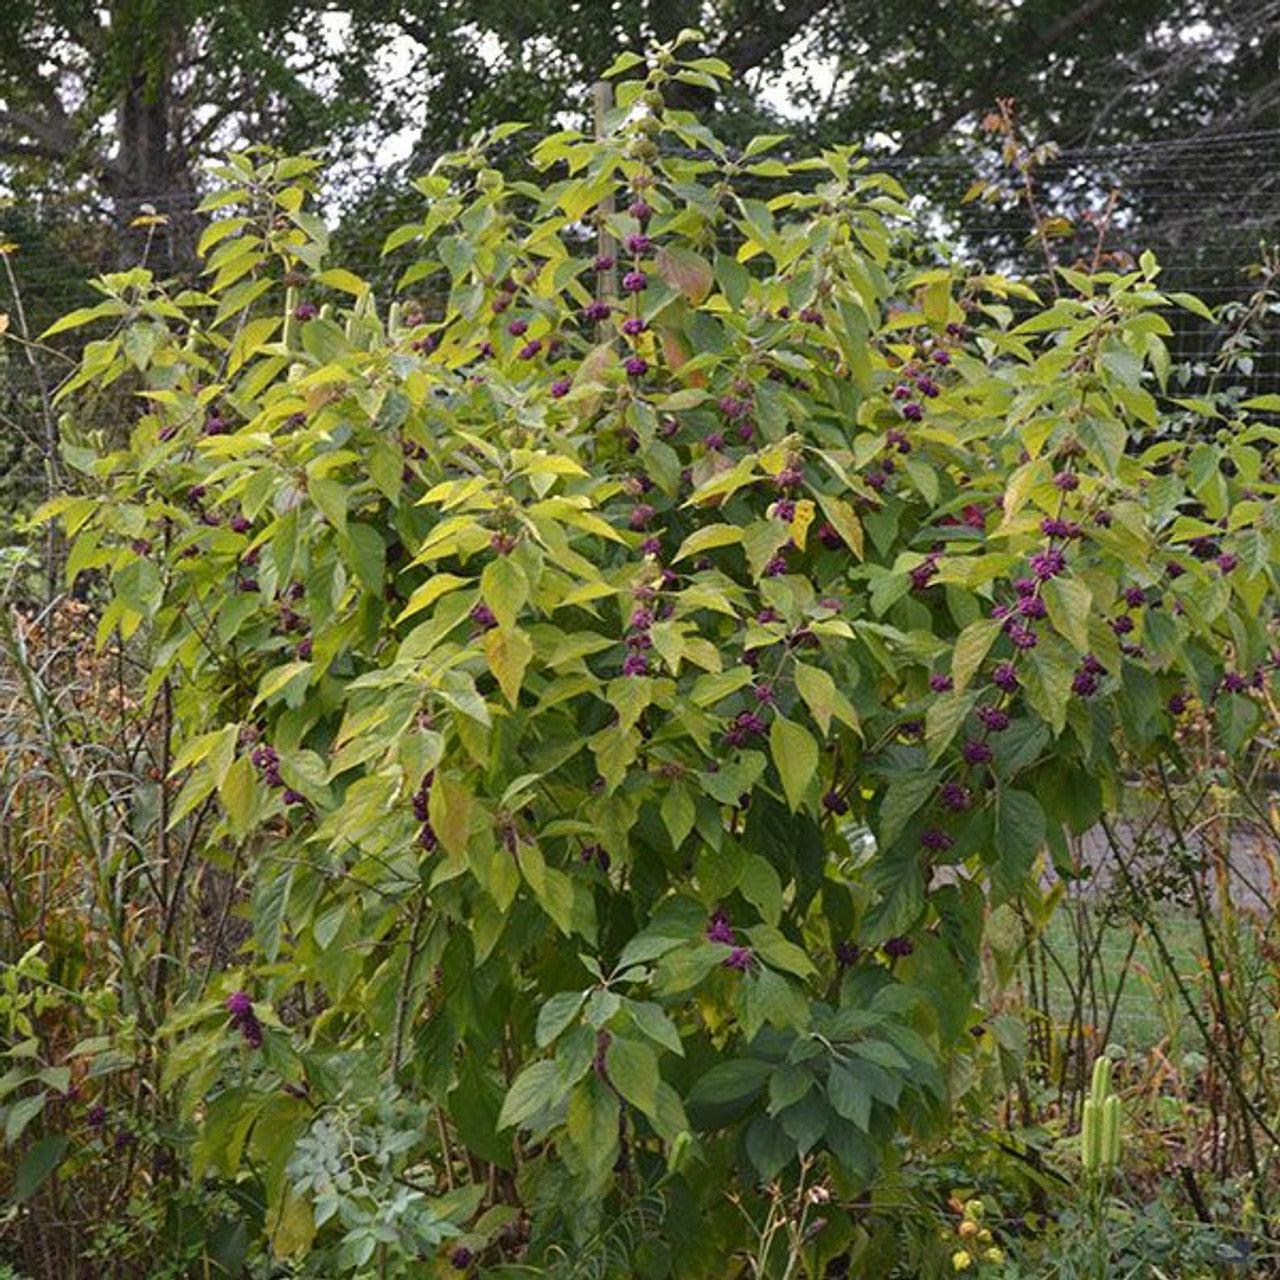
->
[413, 772, 438, 851]
[705, 909, 754, 970]
[226, 990, 263, 1048]
[251, 743, 283, 789]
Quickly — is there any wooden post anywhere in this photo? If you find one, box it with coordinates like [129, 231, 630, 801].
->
[591, 79, 617, 336]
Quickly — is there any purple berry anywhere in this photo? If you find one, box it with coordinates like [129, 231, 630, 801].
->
[706, 910, 734, 944]
[1030, 548, 1067, 580]
[992, 662, 1019, 692]
[976, 706, 1010, 732]
[1073, 670, 1100, 696]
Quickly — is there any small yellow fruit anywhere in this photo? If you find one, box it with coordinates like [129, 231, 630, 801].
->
[964, 1199, 984, 1220]
[958, 1221, 979, 1238]
[977, 1229, 992, 1245]
[952, 1251, 974, 1272]
[985, 1247, 1005, 1265]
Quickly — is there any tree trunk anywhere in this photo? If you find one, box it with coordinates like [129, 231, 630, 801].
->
[108, 4, 197, 271]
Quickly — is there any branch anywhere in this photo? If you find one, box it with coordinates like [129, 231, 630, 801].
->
[715, 0, 835, 79]
[663, 0, 835, 112]
[0, 106, 78, 160]
[903, 0, 1116, 151]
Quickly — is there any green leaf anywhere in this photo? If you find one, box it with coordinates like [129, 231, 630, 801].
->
[878, 771, 940, 847]
[606, 1037, 660, 1120]
[687, 1058, 771, 1113]
[951, 618, 1003, 694]
[481, 557, 529, 632]
[566, 1078, 620, 1190]
[4, 1092, 45, 1143]
[770, 718, 818, 811]
[219, 754, 257, 836]
[740, 855, 783, 927]
[792, 662, 844, 735]
[768, 1064, 813, 1115]
[41, 301, 125, 338]
[498, 1061, 561, 1130]
[827, 1061, 872, 1131]
[660, 784, 696, 851]
[536, 991, 587, 1048]
[926, 690, 976, 763]
[625, 1001, 684, 1055]
[747, 924, 815, 977]
[715, 252, 751, 310]
[12, 1134, 68, 1203]
[1042, 577, 1092, 653]
[307, 475, 347, 535]
[993, 789, 1046, 902]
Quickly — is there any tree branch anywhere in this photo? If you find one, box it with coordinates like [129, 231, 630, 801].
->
[903, 0, 1116, 151]
[0, 106, 78, 160]
[715, 0, 835, 79]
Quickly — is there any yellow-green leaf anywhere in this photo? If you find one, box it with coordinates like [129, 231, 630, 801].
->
[769, 717, 817, 812]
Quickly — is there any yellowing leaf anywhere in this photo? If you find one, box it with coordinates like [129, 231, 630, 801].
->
[481, 556, 529, 631]
[314, 267, 369, 296]
[429, 775, 474, 860]
[484, 627, 533, 705]
[655, 246, 714, 304]
[788, 498, 815, 550]
[770, 717, 817, 812]
[674, 524, 742, 561]
[815, 493, 864, 559]
[396, 573, 472, 624]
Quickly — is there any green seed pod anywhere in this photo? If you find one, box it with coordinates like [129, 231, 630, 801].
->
[1090, 1055, 1112, 1105]
[1103, 1095, 1122, 1167]
[1082, 1098, 1099, 1172]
